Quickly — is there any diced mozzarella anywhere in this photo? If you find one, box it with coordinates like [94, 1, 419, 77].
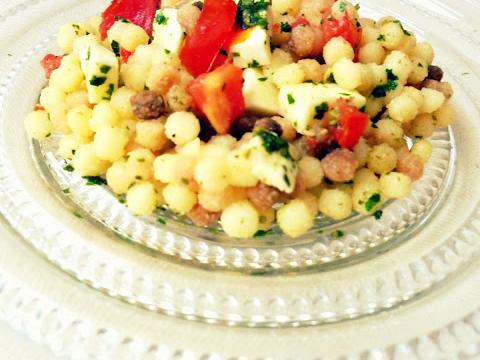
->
[236, 135, 297, 193]
[230, 26, 272, 69]
[278, 83, 366, 135]
[242, 68, 280, 116]
[75, 35, 119, 104]
[152, 8, 185, 54]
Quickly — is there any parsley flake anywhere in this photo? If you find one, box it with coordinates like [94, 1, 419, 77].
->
[111, 40, 120, 57]
[280, 22, 292, 32]
[63, 164, 74, 172]
[248, 59, 260, 68]
[89, 75, 107, 86]
[155, 12, 169, 25]
[83, 176, 107, 186]
[100, 65, 111, 74]
[365, 193, 381, 212]
[373, 210, 383, 220]
[254, 229, 273, 237]
[287, 93, 295, 104]
[314, 102, 329, 119]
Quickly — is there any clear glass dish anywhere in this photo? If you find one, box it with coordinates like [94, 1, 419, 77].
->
[0, 0, 479, 328]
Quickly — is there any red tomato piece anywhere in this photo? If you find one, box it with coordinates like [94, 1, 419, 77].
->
[99, 0, 159, 40]
[291, 17, 310, 28]
[179, 0, 237, 77]
[40, 54, 63, 80]
[322, 13, 362, 51]
[188, 63, 245, 135]
[210, 52, 230, 70]
[333, 99, 368, 149]
[120, 48, 133, 63]
[34, 105, 45, 111]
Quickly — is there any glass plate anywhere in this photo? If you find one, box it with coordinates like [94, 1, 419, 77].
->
[0, 0, 480, 327]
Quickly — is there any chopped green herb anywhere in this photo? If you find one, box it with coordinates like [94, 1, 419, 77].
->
[331, 230, 345, 238]
[365, 193, 381, 212]
[327, 72, 336, 83]
[359, 105, 366, 113]
[114, 15, 129, 23]
[258, 77, 268, 82]
[339, 92, 352, 97]
[232, 52, 240, 57]
[86, 46, 91, 61]
[355, 3, 360, 10]
[248, 59, 260, 68]
[287, 93, 295, 104]
[157, 217, 166, 225]
[73, 211, 83, 219]
[371, 69, 398, 98]
[237, 0, 269, 29]
[280, 22, 292, 32]
[155, 12, 169, 25]
[83, 176, 107, 186]
[373, 210, 383, 220]
[72, 24, 80, 35]
[393, 20, 411, 36]
[338, 1, 347, 12]
[254, 229, 273, 237]
[90, 75, 107, 86]
[377, 34, 386, 41]
[100, 65, 111, 74]
[283, 174, 291, 186]
[102, 84, 115, 100]
[62, 188, 70, 194]
[314, 102, 329, 119]
[219, 49, 228, 56]
[418, 62, 424, 68]
[63, 164, 74, 172]
[111, 40, 120, 57]
[164, 49, 171, 54]
[255, 129, 293, 160]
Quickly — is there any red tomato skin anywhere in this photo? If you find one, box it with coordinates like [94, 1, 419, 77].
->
[188, 64, 244, 134]
[334, 99, 368, 149]
[179, 0, 237, 77]
[120, 48, 133, 63]
[99, 0, 159, 40]
[40, 54, 63, 79]
[322, 13, 362, 51]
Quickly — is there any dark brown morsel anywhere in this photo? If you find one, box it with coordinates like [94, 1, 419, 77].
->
[230, 115, 258, 139]
[322, 149, 358, 182]
[246, 183, 282, 212]
[427, 65, 443, 81]
[130, 91, 165, 119]
[188, 205, 220, 227]
[253, 117, 283, 136]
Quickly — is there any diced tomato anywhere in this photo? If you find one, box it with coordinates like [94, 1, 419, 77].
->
[99, 0, 159, 40]
[179, 0, 237, 77]
[332, 99, 368, 149]
[120, 48, 133, 63]
[322, 13, 362, 51]
[34, 105, 45, 111]
[210, 52, 230, 70]
[291, 17, 310, 29]
[40, 54, 63, 79]
[188, 63, 244, 134]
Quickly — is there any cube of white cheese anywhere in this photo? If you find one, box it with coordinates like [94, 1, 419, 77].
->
[236, 135, 297, 193]
[75, 36, 119, 104]
[152, 8, 185, 54]
[230, 26, 272, 69]
[278, 83, 366, 135]
[242, 68, 280, 116]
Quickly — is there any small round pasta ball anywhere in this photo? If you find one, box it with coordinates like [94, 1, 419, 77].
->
[407, 114, 435, 138]
[90, 102, 120, 131]
[298, 156, 324, 188]
[67, 105, 93, 139]
[49, 104, 72, 134]
[208, 135, 237, 149]
[126, 148, 155, 182]
[58, 23, 90, 53]
[367, 143, 398, 174]
[331, 0, 359, 20]
[106, 160, 135, 194]
[297, 59, 325, 83]
[66, 91, 89, 108]
[352, 181, 382, 215]
[323, 37, 355, 66]
[383, 51, 413, 83]
[297, 191, 318, 217]
[378, 21, 406, 50]
[166, 85, 192, 112]
[353, 137, 371, 166]
[420, 88, 445, 114]
[402, 87, 424, 108]
[362, 25, 381, 45]
[411, 139, 433, 163]
[397, 33, 417, 55]
[110, 87, 135, 118]
[154, 153, 181, 183]
[408, 57, 429, 84]
[225, 151, 258, 187]
[356, 64, 374, 94]
[72, 143, 110, 176]
[163, 182, 197, 215]
[93, 127, 129, 162]
[387, 93, 419, 123]
[433, 102, 455, 128]
[177, 137, 202, 159]
[220, 201, 259, 238]
[194, 157, 229, 192]
[272, 63, 305, 87]
[277, 199, 314, 238]
[164, 111, 200, 146]
[262, 48, 294, 77]
[39, 86, 67, 112]
[135, 120, 169, 151]
[374, 119, 405, 149]
[365, 96, 385, 118]
[318, 189, 352, 221]
[258, 208, 275, 231]
[354, 167, 378, 185]
[107, 22, 149, 52]
[198, 186, 247, 212]
[358, 41, 386, 65]
[367, 64, 388, 86]
[126, 182, 157, 216]
[385, 83, 405, 104]
[49, 55, 84, 93]
[376, 16, 396, 26]
[24, 110, 53, 140]
[57, 134, 82, 160]
[332, 58, 362, 90]
[411, 42, 434, 65]
[359, 18, 376, 28]
[379, 172, 412, 199]
[274, 116, 297, 142]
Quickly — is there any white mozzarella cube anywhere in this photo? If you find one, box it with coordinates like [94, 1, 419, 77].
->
[152, 8, 185, 54]
[242, 68, 280, 116]
[230, 26, 272, 69]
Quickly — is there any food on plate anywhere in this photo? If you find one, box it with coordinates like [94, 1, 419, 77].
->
[25, 0, 455, 238]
